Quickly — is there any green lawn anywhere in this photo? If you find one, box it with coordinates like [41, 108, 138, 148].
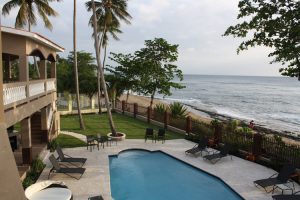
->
[56, 134, 86, 148]
[60, 113, 185, 140]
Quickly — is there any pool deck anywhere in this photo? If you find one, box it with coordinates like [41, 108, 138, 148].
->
[38, 135, 299, 200]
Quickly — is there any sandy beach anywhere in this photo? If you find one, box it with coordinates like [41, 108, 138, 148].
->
[119, 94, 212, 124]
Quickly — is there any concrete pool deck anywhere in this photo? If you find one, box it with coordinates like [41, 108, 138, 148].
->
[38, 134, 299, 200]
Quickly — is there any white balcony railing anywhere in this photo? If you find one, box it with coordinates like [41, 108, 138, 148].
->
[3, 79, 56, 107]
[3, 85, 26, 105]
[46, 80, 55, 91]
[29, 81, 45, 97]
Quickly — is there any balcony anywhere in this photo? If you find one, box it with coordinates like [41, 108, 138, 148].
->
[3, 79, 56, 127]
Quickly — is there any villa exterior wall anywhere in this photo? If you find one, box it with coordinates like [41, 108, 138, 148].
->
[0, 28, 26, 200]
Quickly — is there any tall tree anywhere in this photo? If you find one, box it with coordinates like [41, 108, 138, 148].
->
[90, 0, 117, 135]
[73, 0, 85, 129]
[86, 0, 131, 114]
[2, 0, 61, 31]
[223, 0, 300, 81]
[135, 38, 185, 108]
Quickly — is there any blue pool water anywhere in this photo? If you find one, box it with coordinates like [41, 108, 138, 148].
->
[109, 150, 243, 200]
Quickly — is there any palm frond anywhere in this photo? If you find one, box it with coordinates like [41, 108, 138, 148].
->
[2, 0, 21, 16]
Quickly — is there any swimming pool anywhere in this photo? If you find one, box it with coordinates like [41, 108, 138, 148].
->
[109, 149, 244, 200]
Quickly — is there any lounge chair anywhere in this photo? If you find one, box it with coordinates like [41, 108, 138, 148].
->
[145, 128, 154, 142]
[88, 195, 104, 200]
[185, 137, 209, 156]
[203, 143, 231, 164]
[254, 164, 296, 193]
[48, 154, 86, 180]
[156, 129, 166, 143]
[56, 145, 87, 167]
[272, 191, 300, 200]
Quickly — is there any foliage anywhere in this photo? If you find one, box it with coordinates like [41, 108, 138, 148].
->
[154, 104, 168, 114]
[274, 135, 285, 145]
[225, 120, 239, 133]
[57, 51, 98, 97]
[22, 157, 45, 189]
[135, 38, 185, 106]
[210, 119, 221, 128]
[169, 102, 187, 118]
[47, 138, 58, 152]
[224, 0, 300, 80]
[2, 0, 61, 31]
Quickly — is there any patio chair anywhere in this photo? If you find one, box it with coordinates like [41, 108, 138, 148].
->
[185, 137, 209, 156]
[48, 154, 86, 180]
[203, 143, 231, 164]
[156, 129, 166, 143]
[254, 164, 296, 193]
[86, 135, 98, 152]
[145, 128, 154, 142]
[272, 191, 300, 200]
[56, 145, 87, 167]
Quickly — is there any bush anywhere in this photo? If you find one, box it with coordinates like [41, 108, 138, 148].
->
[48, 138, 58, 152]
[169, 102, 187, 118]
[22, 157, 45, 189]
[154, 103, 168, 114]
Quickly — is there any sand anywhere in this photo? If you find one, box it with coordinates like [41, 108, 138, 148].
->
[119, 94, 212, 124]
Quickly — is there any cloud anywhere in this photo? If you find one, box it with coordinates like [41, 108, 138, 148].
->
[0, 0, 282, 76]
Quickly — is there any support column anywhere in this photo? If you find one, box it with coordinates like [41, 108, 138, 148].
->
[186, 116, 192, 134]
[133, 103, 138, 118]
[21, 117, 32, 164]
[50, 62, 56, 78]
[19, 55, 29, 99]
[41, 105, 49, 143]
[38, 60, 47, 79]
[91, 97, 95, 109]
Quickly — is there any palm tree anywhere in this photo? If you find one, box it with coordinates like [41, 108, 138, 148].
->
[2, 0, 61, 31]
[73, 0, 85, 129]
[88, 0, 131, 136]
[86, 0, 131, 114]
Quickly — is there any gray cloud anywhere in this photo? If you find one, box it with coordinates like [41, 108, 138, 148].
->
[1, 0, 282, 76]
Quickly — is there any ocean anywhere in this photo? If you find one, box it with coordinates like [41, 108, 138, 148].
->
[157, 75, 300, 135]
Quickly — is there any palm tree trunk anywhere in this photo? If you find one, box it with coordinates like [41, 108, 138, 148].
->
[97, 68, 102, 114]
[73, 0, 85, 130]
[91, 0, 117, 135]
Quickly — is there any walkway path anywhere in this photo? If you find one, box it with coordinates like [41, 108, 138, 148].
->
[60, 131, 86, 142]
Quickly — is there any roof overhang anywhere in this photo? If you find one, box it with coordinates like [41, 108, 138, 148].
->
[1, 26, 65, 52]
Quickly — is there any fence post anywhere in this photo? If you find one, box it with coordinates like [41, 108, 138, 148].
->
[186, 116, 192, 134]
[147, 107, 151, 123]
[68, 94, 72, 112]
[252, 134, 262, 158]
[133, 103, 138, 118]
[122, 100, 125, 114]
[164, 111, 169, 129]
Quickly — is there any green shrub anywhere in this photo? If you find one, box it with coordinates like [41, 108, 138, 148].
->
[154, 103, 168, 114]
[169, 102, 187, 118]
[225, 120, 239, 133]
[48, 138, 58, 152]
[22, 157, 45, 189]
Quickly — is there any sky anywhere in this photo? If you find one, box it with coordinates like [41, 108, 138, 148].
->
[0, 0, 283, 76]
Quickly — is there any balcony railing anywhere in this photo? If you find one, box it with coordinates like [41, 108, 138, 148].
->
[3, 78, 56, 107]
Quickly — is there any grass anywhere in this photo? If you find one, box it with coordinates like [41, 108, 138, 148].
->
[56, 134, 86, 148]
[60, 112, 185, 140]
